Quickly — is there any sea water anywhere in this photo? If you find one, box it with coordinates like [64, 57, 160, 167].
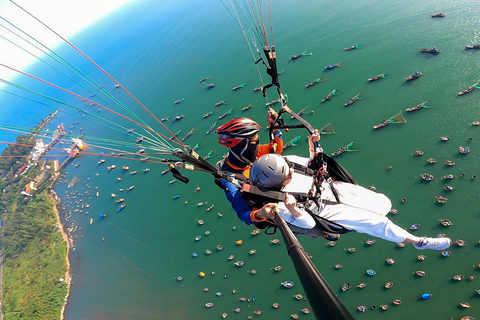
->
[2, 0, 480, 319]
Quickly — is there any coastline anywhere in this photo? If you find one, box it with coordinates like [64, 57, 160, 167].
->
[49, 189, 71, 320]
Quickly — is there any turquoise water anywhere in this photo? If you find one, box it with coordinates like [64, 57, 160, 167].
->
[3, 0, 480, 319]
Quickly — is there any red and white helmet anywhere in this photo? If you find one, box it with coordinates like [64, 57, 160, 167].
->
[215, 118, 261, 148]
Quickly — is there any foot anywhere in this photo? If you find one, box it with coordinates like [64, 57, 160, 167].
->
[413, 237, 452, 250]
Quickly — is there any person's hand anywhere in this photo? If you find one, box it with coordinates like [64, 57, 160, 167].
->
[267, 108, 278, 127]
[256, 203, 279, 220]
[285, 194, 301, 217]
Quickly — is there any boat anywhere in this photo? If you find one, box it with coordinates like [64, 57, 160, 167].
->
[214, 99, 228, 107]
[143, 168, 150, 172]
[117, 204, 126, 212]
[445, 159, 455, 166]
[345, 44, 360, 51]
[127, 185, 135, 191]
[99, 213, 108, 218]
[384, 282, 394, 289]
[440, 136, 450, 141]
[242, 104, 253, 111]
[415, 150, 424, 156]
[380, 305, 389, 311]
[98, 159, 105, 164]
[465, 44, 480, 50]
[416, 271, 426, 277]
[199, 76, 209, 83]
[459, 302, 471, 309]
[442, 251, 451, 257]
[174, 115, 184, 121]
[281, 281, 294, 288]
[344, 93, 361, 106]
[206, 122, 217, 135]
[89, 218, 93, 225]
[356, 306, 367, 313]
[455, 239, 467, 246]
[439, 219, 453, 226]
[203, 150, 214, 160]
[458, 82, 479, 95]
[136, 149, 145, 154]
[181, 128, 197, 141]
[406, 101, 428, 112]
[135, 136, 145, 143]
[169, 179, 176, 184]
[254, 86, 262, 91]
[305, 77, 327, 88]
[206, 204, 214, 212]
[266, 99, 279, 106]
[234, 261, 244, 267]
[173, 98, 185, 104]
[431, 12, 446, 17]
[386, 258, 395, 265]
[366, 269, 376, 276]
[227, 254, 235, 260]
[459, 146, 470, 154]
[161, 117, 170, 122]
[473, 121, 480, 126]
[341, 283, 351, 292]
[419, 46, 441, 53]
[331, 141, 357, 157]
[410, 223, 420, 230]
[436, 195, 448, 204]
[130, 171, 137, 175]
[405, 71, 422, 81]
[366, 239, 376, 245]
[322, 89, 337, 102]
[392, 299, 402, 305]
[115, 198, 125, 203]
[373, 111, 406, 129]
[443, 174, 454, 180]
[290, 50, 312, 60]
[291, 105, 310, 118]
[107, 165, 116, 171]
[206, 83, 215, 89]
[122, 166, 130, 170]
[368, 73, 385, 81]
[205, 302, 214, 308]
[232, 82, 247, 91]
[357, 283, 366, 288]
[218, 108, 234, 119]
[325, 63, 340, 69]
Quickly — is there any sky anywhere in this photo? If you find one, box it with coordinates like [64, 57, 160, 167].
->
[0, 0, 134, 82]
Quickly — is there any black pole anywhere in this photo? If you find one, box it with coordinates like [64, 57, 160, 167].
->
[273, 214, 354, 320]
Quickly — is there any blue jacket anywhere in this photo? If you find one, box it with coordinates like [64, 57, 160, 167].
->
[220, 180, 255, 225]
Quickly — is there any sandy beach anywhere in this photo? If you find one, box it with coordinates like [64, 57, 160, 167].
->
[49, 190, 71, 320]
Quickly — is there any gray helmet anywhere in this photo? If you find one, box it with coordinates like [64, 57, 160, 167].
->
[250, 154, 290, 189]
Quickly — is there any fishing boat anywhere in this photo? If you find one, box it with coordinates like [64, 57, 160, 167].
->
[174, 115, 184, 121]
[242, 104, 253, 111]
[440, 136, 450, 141]
[341, 283, 351, 292]
[345, 44, 360, 51]
[107, 165, 116, 171]
[465, 44, 480, 49]
[181, 128, 197, 141]
[384, 282, 394, 289]
[215, 99, 228, 107]
[206, 204, 215, 212]
[439, 219, 453, 226]
[445, 159, 455, 166]
[459, 146, 470, 154]
[117, 204, 126, 212]
[305, 77, 327, 88]
[322, 89, 337, 102]
[410, 223, 420, 230]
[421, 173, 434, 181]
[99, 213, 108, 218]
[368, 73, 385, 81]
[415, 150, 424, 156]
[436, 196, 448, 204]
[206, 83, 215, 89]
[443, 174, 454, 180]
[344, 93, 361, 106]
[115, 198, 125, 203]
[373, 120, 391, 129]
[135, 136, 145, 143]
[205, 303, 214, 308]
[130, 171, 137, 175]
[419, 46, 441, 53]
[325, 63, 340, 69]
[331, 141, 357, 157]
[169, 179, 175, 184]
[291, 105, 310, 118]
[457, 83, 478, 95]
[199, 76, 209, 83]
[136, 149, 145, 154]
[234, 261, 244, 267]
[202, 110, 214, 118]
[266, 99, 279, 106]
[143, 168, 150, 172]
[473, 121, 480, 126]
[405, 71, 422, 81]
[203, 150, 214, 160]
[98, 159, 105, 164]
[254, 86, 262, 91]
[173, 98, 185, 104]
[122, 166, 130, 170]
[281, 281, 294, 288]
[206, 122, 217, 135]
[161, 117, 170, 122]
[232, 82, 247, 90]
[373, 111, 406, 129]
[431, 12, 446, 17]
[127, 185, 135, 191]
[218, 108, 234, 119]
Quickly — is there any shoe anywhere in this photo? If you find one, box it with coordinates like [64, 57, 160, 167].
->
[413, 237, 452, 250]
[322, 231, 340, 242]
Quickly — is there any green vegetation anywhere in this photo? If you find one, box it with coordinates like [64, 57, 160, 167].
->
[0, 135, 69, 320]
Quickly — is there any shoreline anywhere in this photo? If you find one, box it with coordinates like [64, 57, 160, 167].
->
[49, 189, 71, 320]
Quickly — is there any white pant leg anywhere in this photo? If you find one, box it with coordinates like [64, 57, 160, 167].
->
[318, 204, 413, 243]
